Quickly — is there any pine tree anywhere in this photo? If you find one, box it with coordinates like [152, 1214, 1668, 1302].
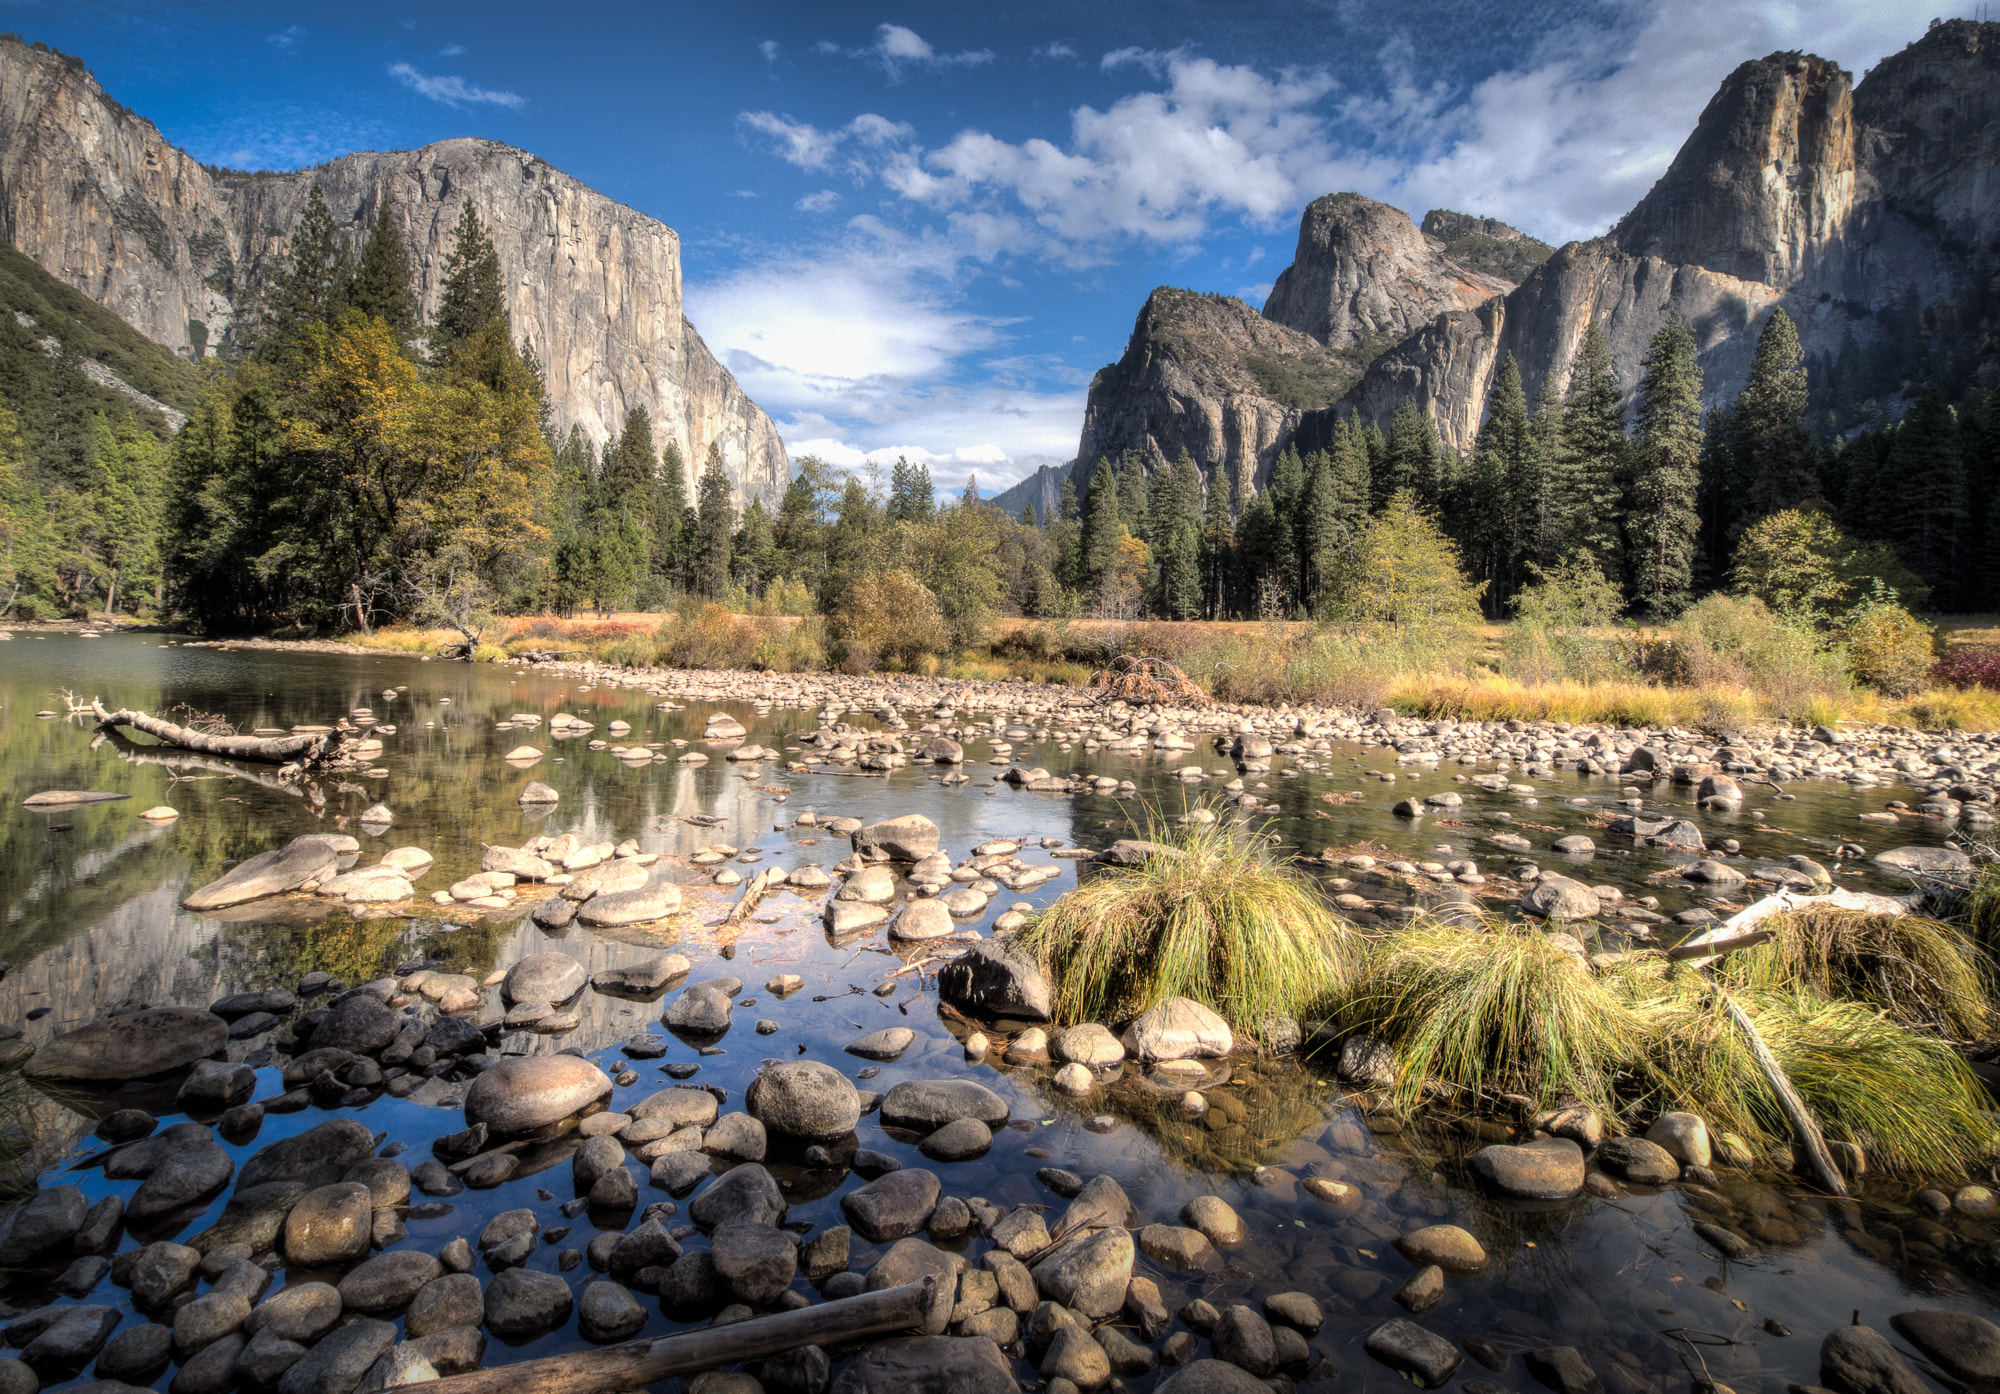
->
[1555, 321, 1626, 577]
[1328, 416, 1372, 538]
[432, 203, 507, 358]
[1298, 450, 1345, 606]
[1199, 463, 1234, 618]
[886, 456, 937, 523]
[1081, 458, 1123, 602]
[261, 185, 346, 359]
[1627, 314, 1705, 616]
[1049, 477, 1083, 592]
[733, 498, 774, 595]
[694, 443, 734, 598]
[1116, 451, 1151, 544]
[1736, 307, 1820, 528]
[1888, 384, 1968, 605]
[1384, 401, 1441, 513]
[349, 202, 419, 342]
[1267, 445, 1307, 604]
[1151, 450, 1203, 618]
[1463, 355, 1536, 612]
[602, 406, 659, 525]
[653, 441, 689, 590]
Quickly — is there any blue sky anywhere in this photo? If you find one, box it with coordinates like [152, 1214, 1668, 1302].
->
[25, 0, 1970, 491]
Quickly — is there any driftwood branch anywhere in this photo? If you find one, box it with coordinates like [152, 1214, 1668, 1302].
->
[725, 867, 787, 925]
[91, 700, 345, 768]
[1719, 989, 1850, 1198]
[390, 1277, 939, 1394]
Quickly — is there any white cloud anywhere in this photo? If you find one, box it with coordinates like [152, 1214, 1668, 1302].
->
[439, 42, 464, 57]
[687, 225, 1082, 488]
[389, 63, 524, 109]
[759, 39, 783, 64]
[796, 189, 842, 212]
[267, 25, 304, 50]
[865, 23, 994, 81]
[726, 189, 759, 198]
[1352, 0, 1959, 243]
[1035, 42, 1079, 62]
[739, 110, 916, 177]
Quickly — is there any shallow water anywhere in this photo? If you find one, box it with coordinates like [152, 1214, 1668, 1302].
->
[0, 632, 1992, 1393]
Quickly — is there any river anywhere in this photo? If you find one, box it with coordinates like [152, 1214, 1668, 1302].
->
[0, 631, 1991, 1393]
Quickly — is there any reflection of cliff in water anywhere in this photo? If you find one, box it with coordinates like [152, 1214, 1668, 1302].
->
[0, 884, 248, 1044]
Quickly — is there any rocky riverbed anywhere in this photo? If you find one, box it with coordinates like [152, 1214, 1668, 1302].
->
[2, 635, 1998, 1394]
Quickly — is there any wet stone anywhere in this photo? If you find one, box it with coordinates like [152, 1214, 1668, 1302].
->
[1365, 1319, 1463, 1386]
[483, 1268, 573, 1339]
[842, 1169, 942, 1242]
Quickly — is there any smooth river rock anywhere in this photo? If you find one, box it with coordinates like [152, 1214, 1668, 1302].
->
[25, 1007, 227, 1082]
[463, 1056, 612, 1136]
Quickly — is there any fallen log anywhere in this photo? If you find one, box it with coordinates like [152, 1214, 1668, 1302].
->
[91, 700, 345, 767]
[390, 1277, 940, 1394]
[1670, 888, 1892, 1198]
[91, 730, 314, 800]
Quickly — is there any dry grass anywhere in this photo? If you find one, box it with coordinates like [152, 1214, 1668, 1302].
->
[1015, 812, 1361, 1046]
[1711, 908, 1990, 1039]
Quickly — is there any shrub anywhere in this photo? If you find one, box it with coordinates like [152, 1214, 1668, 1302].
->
[470, 644, 507, 663]
[1504, 558, 1628, 684]
[1673, 593, 1847, 717]
[658, 601, 759, 670]
[1730, 508, 1930, 622]
[598, 634, 659, 667]
[751, 616, 827, 672]
[832, 569, 950, 669]
[1933, 645, 2000, 692]
[1711, 907, 1988, 1039]
[1321, 492, 1486, 641]
[1343, 918, 1650, 1118]
[1843, 590, 1935, 696]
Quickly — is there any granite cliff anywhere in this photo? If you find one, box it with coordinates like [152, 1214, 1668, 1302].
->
[0, 37, 788, 505]
[1343, 21, 2000, 451]
[1075, 288, 1361, 489]
[1079, 20, 2000, 476]
[1078, 198, 1546, 487]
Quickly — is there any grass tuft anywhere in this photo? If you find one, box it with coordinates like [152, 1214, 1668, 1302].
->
[1711, 908, 1991, 1040]
[1015, 811, 1360, 1046]
[1340, 916, 1651, 1118]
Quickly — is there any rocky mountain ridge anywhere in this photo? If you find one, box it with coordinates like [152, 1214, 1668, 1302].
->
[1078, 200, 1547, 488]
[0, 37, 788, 505]
[1078, 19, 2000, 482]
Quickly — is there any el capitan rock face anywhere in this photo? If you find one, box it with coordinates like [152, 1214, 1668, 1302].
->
[0, 38, 787, 506]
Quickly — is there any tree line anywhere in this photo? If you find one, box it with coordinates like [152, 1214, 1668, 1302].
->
[4, 176, 1994, 637]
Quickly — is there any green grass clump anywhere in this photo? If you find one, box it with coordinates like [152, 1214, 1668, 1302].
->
[1342, 916, 1651, 1118]
[1609, 956, 1995, 1178]
[1752, 991, 1996, 1177]
[1712, 908, 1990, 1040]
[1015, 814, 1359, 1046]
